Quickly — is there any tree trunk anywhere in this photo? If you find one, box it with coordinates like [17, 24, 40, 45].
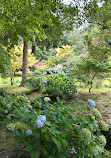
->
[89, 86, 92, 93]
[88, 72, 97, 93]
[11, 78, 13, 86]
[20, 40, 28, 87]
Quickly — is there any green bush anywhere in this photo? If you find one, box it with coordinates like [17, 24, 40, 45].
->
[43, 72, 77, 99]
[26, 76, 42, 90]
[0, 93, 32, 121]
[46, 56, 61, 67]
[102, 80, 111, 88]
[6, 97, 109, 158]
[26, 69, 46, 90]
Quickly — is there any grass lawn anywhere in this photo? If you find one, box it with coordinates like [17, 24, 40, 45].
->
[0, 84, 31, 94]
[0, 77, 31, 94]
[0, 76, 22, 84]
[78, 87, 111, 93]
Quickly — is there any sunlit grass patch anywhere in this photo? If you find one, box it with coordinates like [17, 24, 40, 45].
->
[27, 91, 43, 100]
[78, 88, 111, 93]
[0, 84, 31, 94]
[0, 77, 22, 85]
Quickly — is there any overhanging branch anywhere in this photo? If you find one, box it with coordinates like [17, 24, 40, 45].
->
[86, 18, 111, 29]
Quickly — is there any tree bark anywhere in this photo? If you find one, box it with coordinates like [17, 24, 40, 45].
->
[89, 72, 97, 93]
[20, 40, 28, 87]
[11, 78, 13, 86]
[89, 85, 92, 93]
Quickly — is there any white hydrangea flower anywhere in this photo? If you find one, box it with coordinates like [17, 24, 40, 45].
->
[99, 120, 109, 131]
[7, 123, 15, 131]
[6, 104, 11, 110]
[92, 108, 102, 120]
[81, 128, 91, 137]
[44, 97, 51, 102]
[94, 145, 103, 155]
[98, 135, 107, 146]
[27, 104, 33, 110]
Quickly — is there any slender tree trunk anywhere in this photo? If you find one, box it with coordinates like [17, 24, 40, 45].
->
[89, 86, 92, 93]
[20, 40, 28, 87]
[89, 72, 97, 93]
[11, 78, 13, 86]
[31, 39, 36, 54]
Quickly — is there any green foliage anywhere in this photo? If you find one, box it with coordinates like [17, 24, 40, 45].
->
[0, 92, 31, 121]
[0, 0, 77, 47]
[43, 72, 77, 99]
[70, 43, 111, 92]
[83, 0, 111, 29]
[35, 65, 48, 74]
[26, 76, 42, 90]
[0, 45, 11, 77]
[6, 96, 110, 158]
[34, 47, 48, 61]
[46, 56, 61, 67]
[30, 65, 48, 79]
[8, 45, 36, 77]
[61, 30, 85, 55]
[56, 45, 75, 63]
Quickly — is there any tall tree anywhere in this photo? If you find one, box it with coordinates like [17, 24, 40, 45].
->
[0, 0, 77, 86]
[8, 45, 36, 85]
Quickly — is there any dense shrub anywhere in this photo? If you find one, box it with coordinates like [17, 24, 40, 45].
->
[26, 76, 42, 90]
[34, 65, 48, 75]
[0, 92, 32, 121]
[46, 56, 61, 67]
[6, 97, 110, 158]
[43, 72, 77, 99]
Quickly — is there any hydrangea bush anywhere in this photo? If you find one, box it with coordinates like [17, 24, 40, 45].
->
[6, 97, 110, 158]
[0, 93, 32, 121]
[26, 76, 43, 90]
[43, 72, 77, 99]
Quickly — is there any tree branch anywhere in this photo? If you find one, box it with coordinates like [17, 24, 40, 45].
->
[86, 18, 111, 29]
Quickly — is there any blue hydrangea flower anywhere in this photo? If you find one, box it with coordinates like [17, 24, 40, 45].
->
[43, 81, 47, 84]
[87, 99, 96, 107]
[37, 115, 46, 123]
[35, 119, 44, 128]
[26, 129, 32, 135]
[39, 83, 42, 86]
[13, 130, 19, 136]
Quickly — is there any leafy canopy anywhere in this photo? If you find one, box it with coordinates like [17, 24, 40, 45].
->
[0, 45, 11, 77]
[8, 45, 36, 76]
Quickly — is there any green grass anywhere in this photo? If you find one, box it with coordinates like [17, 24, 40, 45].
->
[0, 77, 31, 94]
[0, 84, 31, 94]
[0, 76, 22, 84]
[78, 87, 111, 93]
